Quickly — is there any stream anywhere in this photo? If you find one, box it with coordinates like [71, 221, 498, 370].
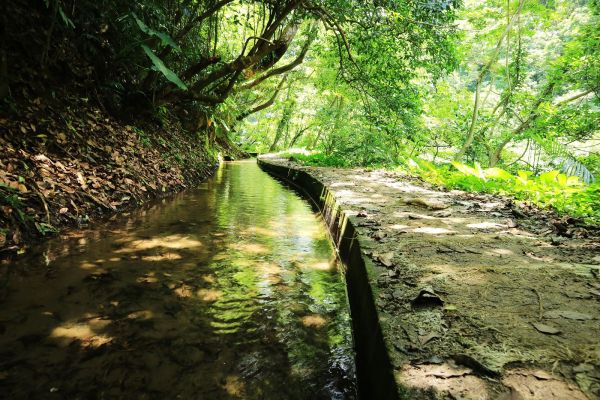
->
[0, 160, 357, 399]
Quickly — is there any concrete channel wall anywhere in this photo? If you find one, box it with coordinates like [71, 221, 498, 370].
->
[257, 158, 399, 400]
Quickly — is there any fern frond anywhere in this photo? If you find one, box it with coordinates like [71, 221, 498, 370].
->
[531, 135, 595, 183]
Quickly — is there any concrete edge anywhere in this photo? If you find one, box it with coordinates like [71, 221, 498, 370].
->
[257, 158, 400, 400]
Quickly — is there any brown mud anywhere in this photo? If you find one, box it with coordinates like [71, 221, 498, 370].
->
[260, 155, 600, 400]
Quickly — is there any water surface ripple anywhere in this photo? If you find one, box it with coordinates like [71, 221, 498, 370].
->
[0, 161, 357, 399]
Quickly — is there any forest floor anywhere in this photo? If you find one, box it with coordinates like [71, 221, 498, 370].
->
[262, 155, 600, 400]
[0, 94, 222, 255]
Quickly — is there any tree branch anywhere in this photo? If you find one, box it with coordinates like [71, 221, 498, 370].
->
[238, 33, 313, 91]
[236, 75, 288, 121]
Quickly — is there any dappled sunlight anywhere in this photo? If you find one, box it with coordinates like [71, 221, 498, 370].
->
[228, 241, 269, 254]
[330, 181, 355, 188]
[239, 225, 278, 238]
[137, 272, 160, 284]
[524, 252, 554, 262]
[126, 310, 154, 320]
[394, 211, 436, 220]
[396, 362, 490, 398]
[466, 221, 506, 230]
[173, 284, 194, 298]
[201, 274, 217, 284]
[223, 375, 246, 397]
[257, 262, 283, 284]
[197, 288, 223, 302]
[412, 227, 457, 235]
[114, 234, 203, 253]
[51, 319, 113, 348]
[302, 314, 328, 329]
[308, 260, 336, 271]
[388, 223, 410, 230]
[333, 189, 356, 197]
[382, 181, 431, 194]
[424, 264, 491, 285]
[425, 263, 458, 275]
[490, 248, 515, 256]
[502, 369, 588, 400]
[141, 252, 182, 261]
[0, 162, 355, 398]
[80, 261, 100, 270]
[334, 189, 387, 205]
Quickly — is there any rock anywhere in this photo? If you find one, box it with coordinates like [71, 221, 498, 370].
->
[405, 197, 450, 210]
[543, 310, 594, 320]
[411, 287, 444, 308]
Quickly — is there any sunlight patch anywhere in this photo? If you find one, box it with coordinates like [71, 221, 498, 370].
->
[466, 221, 505, 230]
[302, 314, 327, 329]
[51, 320, 113, 348]
[413, 227, 456, 234]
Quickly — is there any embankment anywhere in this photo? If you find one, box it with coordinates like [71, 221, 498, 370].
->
[0, 96, 220, 254]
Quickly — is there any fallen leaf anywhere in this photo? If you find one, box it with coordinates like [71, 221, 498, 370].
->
[418, 332, 440, 346]
[412, 286, 444, 308]
[76, 172, 87, 189]
[59, 207, 68, 214]
[532, 322, 561, 335]
[531, 370, 554, 380]
[377, 252, 395, 267]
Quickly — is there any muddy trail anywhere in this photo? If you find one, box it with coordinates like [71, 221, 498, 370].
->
[0, 161, 356, 400]
[260, 156, 600, 400]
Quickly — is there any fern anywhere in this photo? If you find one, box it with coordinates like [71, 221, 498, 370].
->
[531, 135, 595, 183]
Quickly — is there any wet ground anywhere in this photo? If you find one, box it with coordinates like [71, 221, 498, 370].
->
[0, 161, 357, 399]
[260, 156, 600, 400]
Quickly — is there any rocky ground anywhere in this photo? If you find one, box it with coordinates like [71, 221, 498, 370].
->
[262, 156, 600, 400]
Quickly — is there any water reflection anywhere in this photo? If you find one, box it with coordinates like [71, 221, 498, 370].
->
[0, 161, 356, 399]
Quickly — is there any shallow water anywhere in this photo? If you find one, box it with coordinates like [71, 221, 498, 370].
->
[0, 161, 356, 399]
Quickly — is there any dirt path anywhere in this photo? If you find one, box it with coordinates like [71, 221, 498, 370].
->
[262, 156, 600, 399]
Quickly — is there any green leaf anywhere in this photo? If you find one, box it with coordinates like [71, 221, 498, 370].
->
[451, 161, 479, 178]
[141, 45, 187, 90]
[58, 6, 75, 29]
[484, 167, 513, 180]
[133, 13, 180, 51]
[539, 170, 560, 185]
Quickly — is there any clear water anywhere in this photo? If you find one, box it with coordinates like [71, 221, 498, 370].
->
[0, 161, 356, 399]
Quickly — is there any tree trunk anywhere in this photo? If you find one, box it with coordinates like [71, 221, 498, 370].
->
[455, 0, 524, 161]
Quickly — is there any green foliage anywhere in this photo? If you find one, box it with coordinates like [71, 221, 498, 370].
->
[281, 152, 349, 167]
[132, 13, 180, 51]
[408, 160, 600, 224]
[141, 45, 187, 90]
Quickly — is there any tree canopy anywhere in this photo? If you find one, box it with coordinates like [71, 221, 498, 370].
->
[2, 0, 598, 181]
